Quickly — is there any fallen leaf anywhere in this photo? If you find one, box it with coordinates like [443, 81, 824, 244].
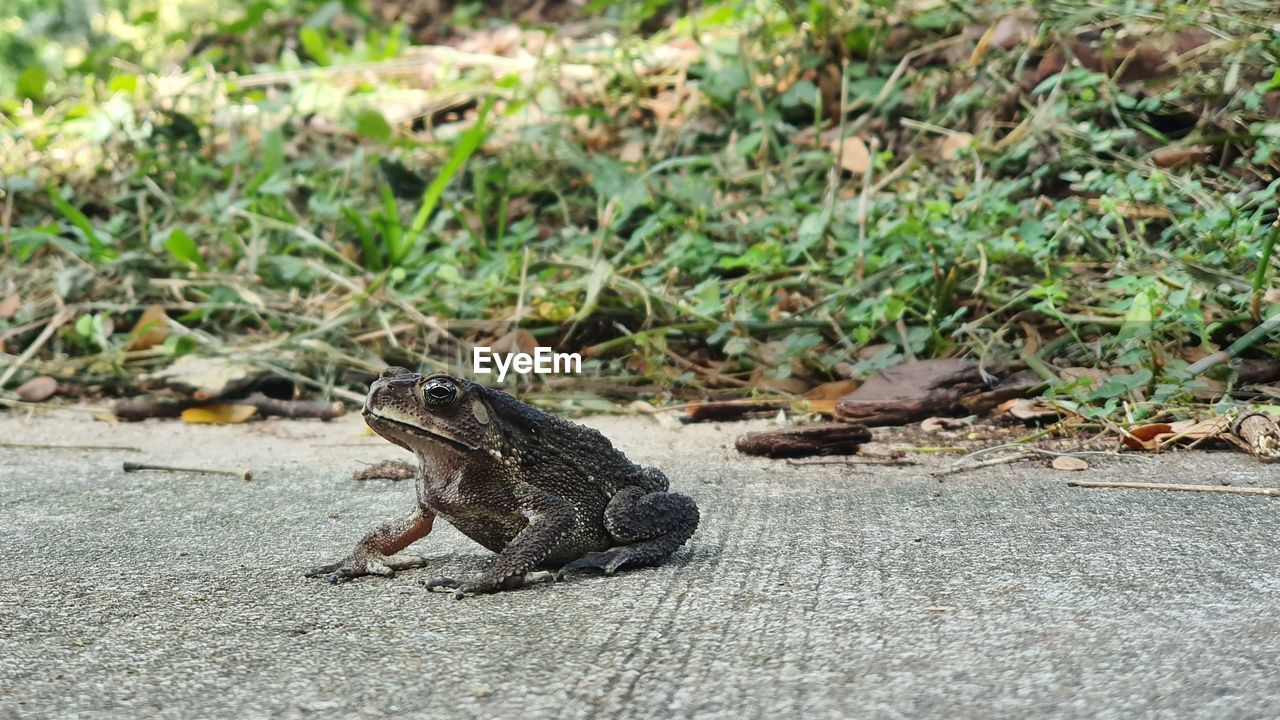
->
[1122, 417, 1231, 451]
[994, 397, 1061, 421]
[969, 24, 995, 66]
[921, 416, 969, 431]
[1018, 321, 1041, 356]
[1052, 456, 1089, 471]
[989, 16, 1034, 50]
[831, 136, 870, 174]
[619, 139, 645, 164]
[147, 355, 266, 399]
[629, 400, 680, 430]
[798, 379, 860, 412]
[16, 376, 58, 402]
[804, 380, 859, 401]
[940, 132, 975, 161]
[0, 294, 19, 319]
[1149, 146, 1211, 168]
[181, 404, 258, 424]
[127, 305, 170, 351]
[1122, 422, 1175, 450]
[1086, 198, 1172, 219]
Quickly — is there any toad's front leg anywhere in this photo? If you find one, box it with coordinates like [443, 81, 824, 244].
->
[423, 484, 573, 598]
[306, 507, 435, 584]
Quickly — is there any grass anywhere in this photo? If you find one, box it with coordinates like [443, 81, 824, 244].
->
[1, 0, 1279, 418]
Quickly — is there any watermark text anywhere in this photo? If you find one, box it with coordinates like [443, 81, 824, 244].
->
[473, 346, 582, 382]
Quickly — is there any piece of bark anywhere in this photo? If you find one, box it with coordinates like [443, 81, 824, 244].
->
[1233, 358, 1280, 385]
[685, 399, 788, 423]
[113, 393, 345, 422]
[113, 397, 187, 421]
[736, 422, 873, 459]
[1233, 412, 1280, 462]
[959, 369, 1043, 414]
[834, 358, 992, 427]
[240, 393, 345, 420]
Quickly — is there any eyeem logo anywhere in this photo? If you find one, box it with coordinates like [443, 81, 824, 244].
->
[473, 346, 582, 382]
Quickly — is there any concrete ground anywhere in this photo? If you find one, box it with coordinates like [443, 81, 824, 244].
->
[1, 408, 1278, 719]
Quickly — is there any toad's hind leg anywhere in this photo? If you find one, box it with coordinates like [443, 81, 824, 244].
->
[558, 486, 699, 578]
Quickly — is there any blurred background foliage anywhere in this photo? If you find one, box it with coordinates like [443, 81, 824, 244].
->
[1, 0, 1278, 417]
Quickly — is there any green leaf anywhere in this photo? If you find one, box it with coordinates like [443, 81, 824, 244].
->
[572, 259, 613, 321]
[299, 27, 332, 66]
[436, 264, 461, 283]
[404, 97, 496, 263]
[46, 187, 110, 260]
[1267, 67, 1280, 91]
[162, 335, 199, 357]
[17, 66, 48, 101]
[353, 108, 392, 142]
[794, 210, 829, 258]
[245, 129, 284, 195]
[108, 74, 138, 94]
[162, 228, 205, 269]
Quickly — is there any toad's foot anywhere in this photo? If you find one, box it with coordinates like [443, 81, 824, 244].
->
[555, 548, 640, 579]
[420, 571, 555, 599]
[559, 487, 699, 582]
[304, 553, 428, 584]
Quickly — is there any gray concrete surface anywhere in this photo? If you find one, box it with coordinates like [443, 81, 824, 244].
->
[1, 409, 1278, 719]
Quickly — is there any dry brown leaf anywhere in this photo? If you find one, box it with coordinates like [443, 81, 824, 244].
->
[147, 355, 264, 399]
[181, 404, 259, 425]
[0, 294, 19, 319]
[127, 305, 170, 351]
[921, 416, 969, 432]
[1149, 146, 1211, 168]
[804, 380, 859, 401]
[801, 399, 839, 415]
[1018, 321, 1042, 356]
[969, 24, 996, 67]
[1085, 198, 1172, 219]
[940, 132, 975, 161]
[1122, 417, 1231, 451]
[1122, 422, 1176, 450]
[1052, 456, 1089, 471]
[994, 398, 1060, 421]
[989, 16, 1035, 50]
[831, 136, 870, 174]
[752, 375, 810, 395]
[16, 376, 58, 402]
[619, 139, 645, 164]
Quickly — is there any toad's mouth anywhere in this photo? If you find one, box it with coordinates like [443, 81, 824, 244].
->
[362, 407, 480, 451]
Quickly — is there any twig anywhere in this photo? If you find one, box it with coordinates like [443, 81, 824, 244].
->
[123, 461, 253, 481]
[955, 443, 1125, 462]
[1068, 480, 1280, 497]
[930, 451, 1036, 478]
[1181, 309, 1280, 378]
[785, 457, 919, 467]
[0, 442, 141, 452]
[0, 309, 71, 390]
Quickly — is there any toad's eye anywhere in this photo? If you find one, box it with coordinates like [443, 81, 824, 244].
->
[422, 378, 457, 406]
